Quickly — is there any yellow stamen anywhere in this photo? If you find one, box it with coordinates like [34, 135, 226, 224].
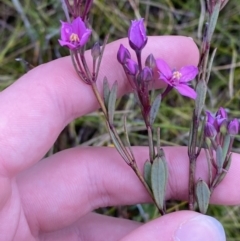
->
[70, 33, 80, 42]
[173, 71, 182, 80]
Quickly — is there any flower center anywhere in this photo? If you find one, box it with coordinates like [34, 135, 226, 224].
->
[172, 71, 182, 80]
[70, 33, 80, 43]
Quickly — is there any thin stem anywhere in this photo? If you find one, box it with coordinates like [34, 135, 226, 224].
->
[161, 85, 173, 100]
[91, 82, 107, 116]
[136, 50, 142, 71]
[70, 51, 88, 83]
[79, 48, 92, 80]
[188, 113, 199, 210]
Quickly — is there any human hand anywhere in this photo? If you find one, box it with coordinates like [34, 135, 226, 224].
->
[0, 36, 238, 241]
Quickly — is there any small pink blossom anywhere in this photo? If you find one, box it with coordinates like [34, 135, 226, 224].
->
[59, 17, 91, 50]
[156, 59, 198, 99]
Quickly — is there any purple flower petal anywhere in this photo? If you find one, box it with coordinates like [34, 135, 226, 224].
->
[175, 84, 197, 99]
[72, 17, 87, 36]
[156, 59, 172, 82]
[206, 111, 215, 124]
[60, 22, 72, 41]
[179, 66, 198, 82]
[58, 39, 76, 49]
[79, 29, 92, 46]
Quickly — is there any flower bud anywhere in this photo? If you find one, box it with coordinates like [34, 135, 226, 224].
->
[117, 44, 131, 64]
[228, 118, 239, 136]
[91, 42, 101, 59]
[128, 18, 147, 51]
[145, 54, 156, 69]
[216, 107, 227, 119]
[206, 111, 215, 124]
[204, 122, 217, 138]
[138, 67, 153, 82]
[124, 59, 138, 76]
[219, 119, 227, 135]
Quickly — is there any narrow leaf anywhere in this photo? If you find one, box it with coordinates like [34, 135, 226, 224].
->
[206, 48, 217, 83]
[196, 180, 210, 214]
[149, 94, 161, 126]
[222, 134, 231, 162]
[151, 157, 168, 211]
[103, 77, 110, 109]
[108, 81, 118, 124]
[195, 80, 207, 118]
[144, 160, 152, 189]
[197, 115, 206, 156]
[216, 145, 224, 173]
[108, 128, 129, 164]
[214, 154, 232, 187]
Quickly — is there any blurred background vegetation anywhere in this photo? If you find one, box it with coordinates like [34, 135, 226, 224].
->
[0, 0, 240, 240]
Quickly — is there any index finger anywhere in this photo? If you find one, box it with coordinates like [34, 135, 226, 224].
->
[0, 36, 199, 176]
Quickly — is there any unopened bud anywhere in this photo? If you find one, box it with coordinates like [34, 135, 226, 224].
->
[228, 118, 239, 136]
[219, 119, 227, 135]
[91, 42, 101, 59]
[124, 59, 138, 76]
[216, 107, 227, 119]
[117, 44, 131, 64]
[145, 54, 156, 69]
[128, 18, 148, 51]
[204, 122, 217, 138]
[138, 67, 152, 82]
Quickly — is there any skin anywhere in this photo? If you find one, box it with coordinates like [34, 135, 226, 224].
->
[0, 36, 239, 241]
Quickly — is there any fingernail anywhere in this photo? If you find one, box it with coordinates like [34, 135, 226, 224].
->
[174, 215, 226, 241]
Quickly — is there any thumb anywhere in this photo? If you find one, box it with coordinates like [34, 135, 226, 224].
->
[120, 211, 225, 241]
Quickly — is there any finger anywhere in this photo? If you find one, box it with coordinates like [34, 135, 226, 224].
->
[0, 36, 199, 176]
[17, 146, 240, 233]
[120, 211, 225, 241]
[39, 212, 141, 241]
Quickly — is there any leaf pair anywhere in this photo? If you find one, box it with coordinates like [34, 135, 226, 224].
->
[144, 152, 168, 212]
[103, 77, 118, 124]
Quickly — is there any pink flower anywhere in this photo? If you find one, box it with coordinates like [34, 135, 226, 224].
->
[59, 17, 92, 50]
[156, 59, 198, 99]
[128, 19, 147, 51]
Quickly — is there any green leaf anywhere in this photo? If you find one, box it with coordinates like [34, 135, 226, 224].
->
[196, 180, 210, 214]
[149, 94, 161, 126]
[215, 154, 232, 187]
[108, 128, 128, 163]
[216, 145, 224, 174]
[144, 160, 152, 189]
[108, 81, 118, 124]
[103, 77, 110, 109]
[195, 80, 207, 119]
[222, 134, 231, 161]
[151, 156, 168, 211]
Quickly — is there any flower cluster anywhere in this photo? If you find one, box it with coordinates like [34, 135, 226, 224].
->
[204, 107, 239, 178]
[205, 107, 239, 140]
